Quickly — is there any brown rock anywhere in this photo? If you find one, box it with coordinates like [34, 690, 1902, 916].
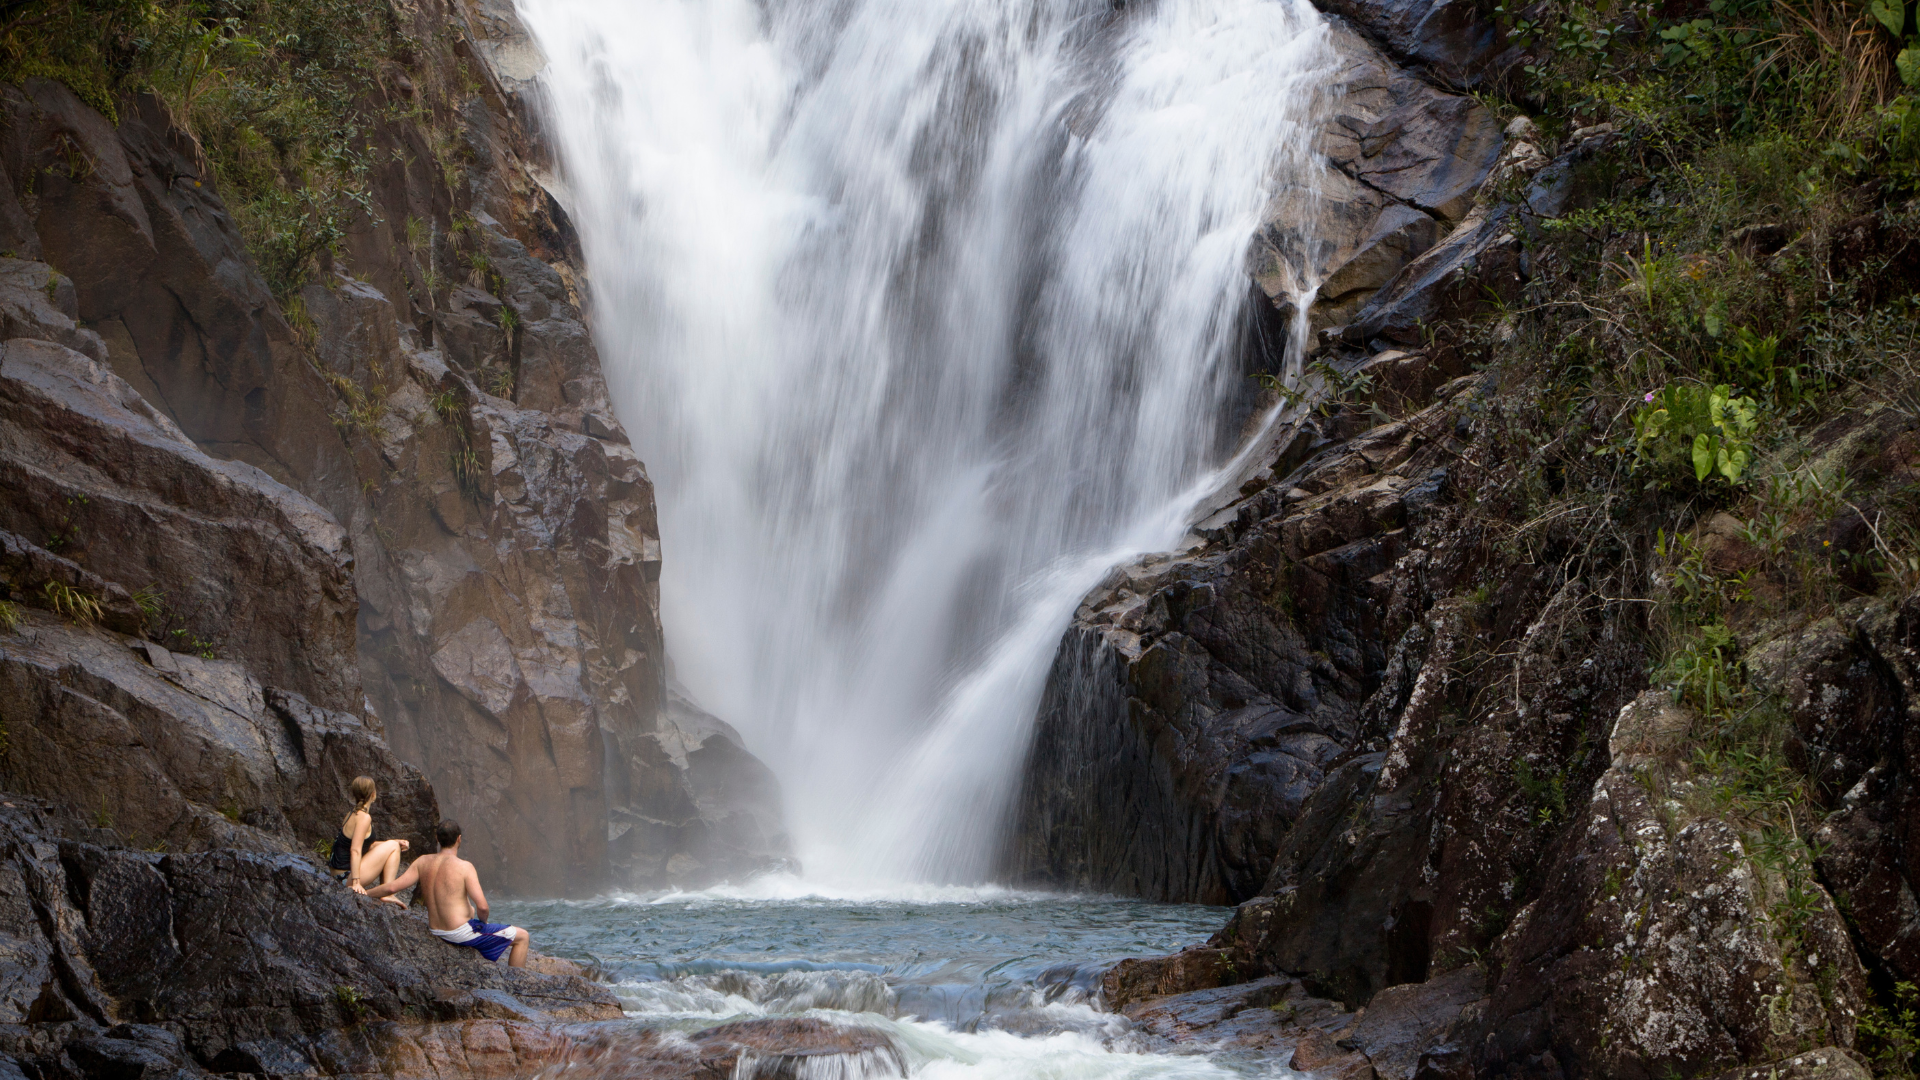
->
[1343, 965, 1484, 1080]
[1102, 948, 1234, 1009]
[1292, 1028, 1374, 1078]
[0, 336, 359, 713]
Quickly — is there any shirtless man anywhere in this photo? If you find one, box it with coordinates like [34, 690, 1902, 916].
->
[360, 819, 530, 967]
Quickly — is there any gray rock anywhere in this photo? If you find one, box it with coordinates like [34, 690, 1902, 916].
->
[1316, 0, 1514, 87]
[0, 608, 435, 855]
[0, 803, 620, 1076]
[0, 337, 358, 714]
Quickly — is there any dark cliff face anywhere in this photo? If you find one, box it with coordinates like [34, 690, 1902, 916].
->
[1007, 0, 1920, 1076]
[0, 0, 787, 893]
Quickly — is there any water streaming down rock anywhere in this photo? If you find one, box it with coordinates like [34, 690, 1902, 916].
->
[517, 0, 1339, 884]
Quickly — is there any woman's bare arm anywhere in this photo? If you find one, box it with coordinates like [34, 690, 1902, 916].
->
[346, 811, 372, 885]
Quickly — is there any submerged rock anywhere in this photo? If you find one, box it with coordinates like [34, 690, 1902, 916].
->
[552, 1018, 907, 1080]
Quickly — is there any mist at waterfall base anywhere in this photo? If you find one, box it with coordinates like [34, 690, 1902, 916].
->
[520, 0, 1337, 886]
[499, 888, 1304, 1078]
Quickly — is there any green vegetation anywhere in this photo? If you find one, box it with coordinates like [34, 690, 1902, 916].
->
[1434, 0, 1920, 1057]
[130, 583, 164, 620]
[169, 627, 217, 659]
[40, 580, 101, 623]
[0, 0, 477, 300]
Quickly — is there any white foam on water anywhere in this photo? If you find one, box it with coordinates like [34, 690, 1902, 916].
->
[517, 0, 1336, 886]
[605, 873, 1067, 906]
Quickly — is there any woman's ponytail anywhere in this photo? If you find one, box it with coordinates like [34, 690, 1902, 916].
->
[349, 775, 377, 815]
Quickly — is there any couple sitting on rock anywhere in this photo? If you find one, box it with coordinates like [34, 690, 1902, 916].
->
[332, 777, 532, 967]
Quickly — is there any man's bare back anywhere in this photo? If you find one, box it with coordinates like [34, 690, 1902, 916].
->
[406, 850, 483, 930]
[363, 819, 529, 967]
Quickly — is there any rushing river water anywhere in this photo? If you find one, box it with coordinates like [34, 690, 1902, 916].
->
[518, 0, 1338, 883]
[498, 885, 1300, 1078]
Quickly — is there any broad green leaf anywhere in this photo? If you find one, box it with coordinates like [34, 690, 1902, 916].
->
[1693, 434, 1714, 481]
[1724, 447, 1750, 483]
[1872, 0, 1905, 36]
[1703, 307, 1726, 338]
[1900, 46, 1920, 88]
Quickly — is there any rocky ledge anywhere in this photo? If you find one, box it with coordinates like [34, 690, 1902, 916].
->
[0, 799, 623, 1078]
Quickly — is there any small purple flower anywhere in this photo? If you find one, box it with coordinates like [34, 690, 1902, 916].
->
[1644, 390, 1656, 402]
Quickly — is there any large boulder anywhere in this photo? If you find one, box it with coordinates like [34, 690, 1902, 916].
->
[0, 802, 620, 1077]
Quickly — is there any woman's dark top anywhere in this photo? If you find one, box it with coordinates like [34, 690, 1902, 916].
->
[329, 817, 374, 872]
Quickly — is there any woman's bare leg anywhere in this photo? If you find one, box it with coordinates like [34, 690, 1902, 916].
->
[365, 840, 407, 906]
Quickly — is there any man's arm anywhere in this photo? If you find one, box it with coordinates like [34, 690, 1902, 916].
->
[466, 868, 489, 923]
[364, 859, 421, 901]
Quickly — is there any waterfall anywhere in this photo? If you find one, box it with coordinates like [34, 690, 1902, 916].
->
[517, 0, 1337, 884]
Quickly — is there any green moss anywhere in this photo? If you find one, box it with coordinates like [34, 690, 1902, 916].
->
[1, 0, 417, 299]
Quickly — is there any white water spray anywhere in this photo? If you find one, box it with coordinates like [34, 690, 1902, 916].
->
[519, 0, 1337, 885]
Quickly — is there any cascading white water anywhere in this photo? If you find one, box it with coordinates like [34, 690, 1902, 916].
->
[518, 0, 1337, 884]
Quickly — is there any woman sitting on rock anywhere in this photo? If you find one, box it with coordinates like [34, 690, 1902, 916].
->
[331, 776, 409, 907]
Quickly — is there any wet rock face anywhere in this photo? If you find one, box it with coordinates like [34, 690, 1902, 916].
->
[0, 803, 621, 1078]
[1108, 965, 1488, 1079]
[1005, 392, 1493, 910]
[0, 330, 435, 853]
[1317, 0, 1517, 87]
[1249, 24, 1504, 347]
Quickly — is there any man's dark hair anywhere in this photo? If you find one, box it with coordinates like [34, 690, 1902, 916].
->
[435, 819, 462, 849]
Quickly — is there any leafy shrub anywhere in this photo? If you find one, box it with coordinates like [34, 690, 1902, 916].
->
[1630, 383, 1759, 483]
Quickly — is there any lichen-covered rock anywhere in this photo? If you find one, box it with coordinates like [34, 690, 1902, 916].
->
[1480, 690, 1866, 1078]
